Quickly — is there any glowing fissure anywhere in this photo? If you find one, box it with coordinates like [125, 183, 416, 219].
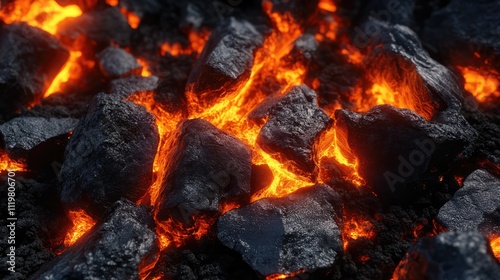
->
[63, 209, 96, 248]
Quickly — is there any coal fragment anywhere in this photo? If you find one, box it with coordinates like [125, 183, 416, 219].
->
[59, 93, 159, 218]
[156, 119, 251, 224]
[0, 117, 77, 159]
[255, 85, 331, 173]
[437, 170, 500, 235]
[57, 7, 132, 48]
[31, 199, 158, 280]
[335, 105, 477, 201]
[109, 75, 159, 99]
[187, 17, 263, 104]
[217, 185, 343, 277]
[96, 47, 142, 78]
[116, 0, 163, 18]
[358, 0, 416, 28]
[0, 23, 69, 117]
[393, 231, 500, 280]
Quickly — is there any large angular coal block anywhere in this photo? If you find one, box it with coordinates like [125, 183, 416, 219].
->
[156, 119, 251, 224]
[422, 0, 500, 68]
[393, 231, 500, 280]
[96, 47, 142, 78]
[0, 23, 69, 117]
[109, 75, 159, 99]
[255, 85, 331, 173]
[57, 7, 132, 48]
[59, 93, 159, 218]
[0, 117, 77, 159]
[217, 185, 343, 277]
[187, 17, 263, 104]
[31, 200, 158, 280]
[437, 170, 500, 235]
[336, 105, 477, 201]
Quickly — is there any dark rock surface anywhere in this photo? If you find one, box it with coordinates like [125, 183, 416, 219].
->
[437, 169, 500, 235]
[255, 85, 331, 173]
[0, 23, 69, 118]
[187, 17, 263, 104]
[335, 105, 477, 201]
[59, 93, 159, 218]
[31, 199, 158, 280]
[96, 47, 142, 78]
[393, 231, 500, 280]
[0, 117, 77, 159]
[217, 184, 343, 277]
[109, 75, 159, 99]
[156, 119, 252, 224]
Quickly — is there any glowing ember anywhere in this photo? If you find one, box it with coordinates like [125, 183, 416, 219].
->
[0, 0, 82, 35]
[137, 58, 153, 77]
[341, 47, 364, 64]
[119, 7, 141, 29]
[342, 216, 375, 250]
[490, 236, 500, 261]
[105, 0, 119, 6]
[318, 0, 337, 12]
[63, 209, 96, 247]
[458, 66, 500, 102]
[160, 30, 210, 57]
[266, 270, 305, 280]
[0, 151, 26, 172]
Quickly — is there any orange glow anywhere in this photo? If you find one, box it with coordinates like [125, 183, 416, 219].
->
[318, 0, 337, 12]
[342, 216, 375, 250]
[458, 66, 500, 102]
[105, 0, 119, 7]
[266, 270, 305, 280]
[161, 30, 210, 57]
[0, 0, 82, 35]
[341, 46, 364, 64]
[119, 7, 141, 29]
[315, 16, 338, 42]
[137, 58, 152, 77]
[490, 236, 500, 261]
[155, 216, 215, 250]
[0, 151, 26, 172]
[63, 209, 96, 247]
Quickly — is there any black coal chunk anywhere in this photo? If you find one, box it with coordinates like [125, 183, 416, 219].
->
[217, 185, 343, 277]
[437, 170, 500, 235]
[187, 17, 263, 104]
[57, 7, 132, 48]
[116, 0, 163, 18]
[156, 119, 252, 224]
[31, 199, 158, 280]
[0, 117, 76, 159]
[422, 0, 500, 68]
[0, 23, 69, 117]
[59, 93, 159, 218]
[335, 105, 477, 201]
[358, 0, 416, 29]
[109, 75, 159, 99]
[255, 85, 331, 173]
[96, 47, 142, 78]
[393, 231, 500, 280]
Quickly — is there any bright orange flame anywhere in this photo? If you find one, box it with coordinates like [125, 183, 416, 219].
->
[0, 0, 82, 35]
[161, 30, 210, 57]
[137, 58, 152, 77]
[318, 0, 337, 12]
[63, 209, 96, 247]
[341, 47, 364, 64]
[105, 0, 119, 7]
[119, 7, 141, 29]
[266, 270, 305, 280]
[0, 151, 26, 172]
[490, 236, 500, 261]
[342, 216, 375, 251]
[458, 66, 500, 102]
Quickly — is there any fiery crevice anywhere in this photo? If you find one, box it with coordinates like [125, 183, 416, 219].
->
[342, 215, 375, 251]
[490, 236, 500, 262]
[160, 30, 211, 57]
[458, 66, 500, 103]
[63, 209, 96, 248]
[0, 150, 27, 172]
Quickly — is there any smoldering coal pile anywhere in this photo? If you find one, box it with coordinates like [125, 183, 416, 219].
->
[1, 0, 500, 279]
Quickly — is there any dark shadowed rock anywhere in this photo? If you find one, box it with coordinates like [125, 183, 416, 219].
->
[117, 0, 163, 18]
[217, 185, 343, 277]
[0, 23, 69, 117]
[96, 47, 142, 78]
[437, 170, 500, 235]
[109, 75, 159, 99]
[358, 0, 416, 28]
[187, 17, 263, 104]
[31, 200, 158, 280]
[59, 93, 159, 218]
[255, 85, 331, 173]
[156, 119, 251, 224]
[335, 105, 477, 201]
[393, 231, 500, 280]
[0, 117, 77, 159]
[57, 7, 132, 48]
[286, 34, 319, 65]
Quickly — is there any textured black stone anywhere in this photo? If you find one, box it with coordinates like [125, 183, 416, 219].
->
[187, 17, 263, 104]
[255, 85, 331, 173]
[335, 105, 477, 201]
[109, 75, 159, 99]
[217, 185, 343, 277]
[393, 231, 500, 280]
[437, 170, 500, 234]
[59, 93, 159, 218]
[358, 0, 416, 28]
[31, 200, 158, 280]
[0, 117, 77, 160]
[117, 0, 163, 18]
[156, 119, 252, 224]
[96, 47, 142, 78]
[57, 7, 132, 48]
[0, 23, 69, 117]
